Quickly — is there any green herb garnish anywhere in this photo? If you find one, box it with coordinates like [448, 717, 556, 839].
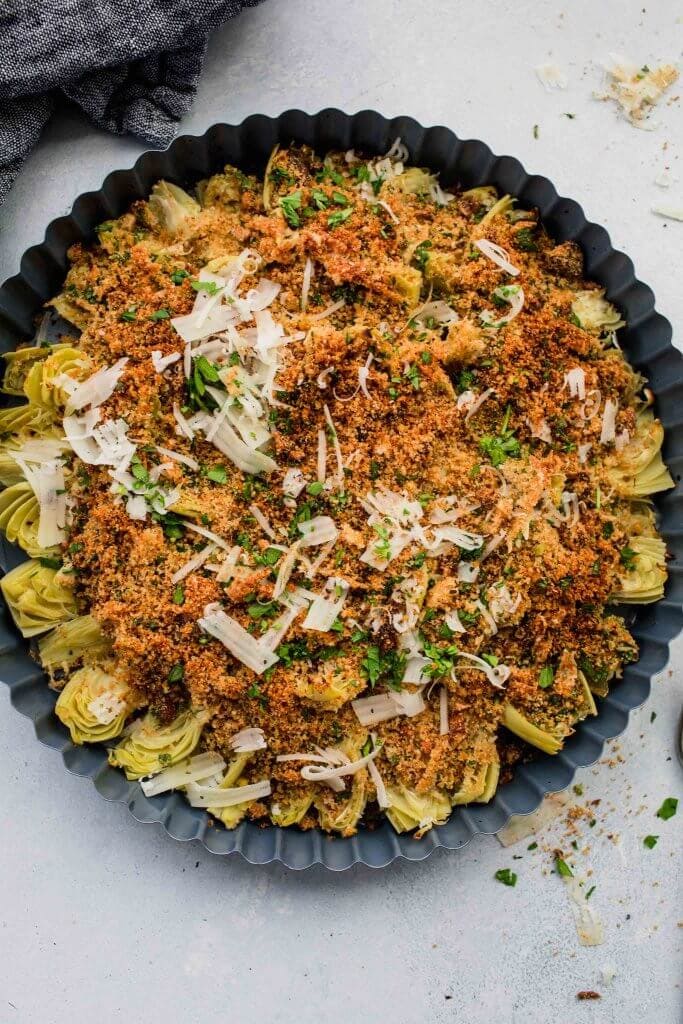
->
[206, 465, 228, 484]
[494, 868, 517, 887]
[539, 665, 554, 689]
[656, 797, 678, 821]
[191, 280, 221, 295]
[280, 190, 302, 228]
[555, 856, 573, 878]
[328, 207, 353, 229]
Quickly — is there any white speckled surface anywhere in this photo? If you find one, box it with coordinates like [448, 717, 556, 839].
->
[0, 1, 682, 1021]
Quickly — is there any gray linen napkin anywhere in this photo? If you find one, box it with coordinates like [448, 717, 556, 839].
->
[0, 0, 264, 204]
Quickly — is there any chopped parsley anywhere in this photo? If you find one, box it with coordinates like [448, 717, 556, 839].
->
[372, 523, 392, 562]
[494, 868, 517, 887]
[276, 639, 311, 666]
[620, 546, 638, 571]
[479, 406, 521, 467]
[172, 583, 185, 605]
[269, 165, 295, 187]
[119, 307, 138, 322]
[328, 206, 354, 229]
[407, 550, 427, 569]
[170, 268, 189, 285]
[253, 547, 282, 567]
[206, 465, 228, 484]
[455, 369, 475, 393]
[513, 228, 537, 253]
[361, 645, 405, 691]
[148, 308, 170, 321]
[316, 165, 344, 186]
[656, 797, 678, 821]
[643, 835, 659, 849]
[423, 641, 459, 678]
[403, 364, 421, 390]
[38, 556, 63, 570]
[280, 190, 302, 228]
[311, 188, 329, 210]
[167, 663, 184, 684]
[188, 354, 222, 410]
[538, 665, 554, 689]
[247, 601, 279, 620]
[191, 279, 221, 295]
[555, 855, 573, 878]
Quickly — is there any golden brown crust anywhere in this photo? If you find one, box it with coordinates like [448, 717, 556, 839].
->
[45, 144, 658, 824]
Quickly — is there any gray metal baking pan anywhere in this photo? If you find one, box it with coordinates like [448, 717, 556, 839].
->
[0, 109, 681, 870]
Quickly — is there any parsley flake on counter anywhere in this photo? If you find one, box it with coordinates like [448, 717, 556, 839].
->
[656, 797, 678, 821]
[555, 855, 573, 878]
[494, 868, 517, 887]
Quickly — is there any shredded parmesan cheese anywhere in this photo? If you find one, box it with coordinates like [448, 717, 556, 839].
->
[198, 604, 279, 675]
[323, 404, 344, 491]
[185, 777, 272, 808]
[351, 689, 425, 726]
[151, 350, 181, 373]
[600, 398, 618, 444]
[64, 357, 128, 415]
[249, 503, 278, 540]
[229, 727, 267, 753]
[439, 686, 449, 735]
[140, 752, 227, 797]
[535, 63, 568, 90]
[301, 258, 313, 310]
[474, 239, 520, 276]
[171, 542, 217, 584]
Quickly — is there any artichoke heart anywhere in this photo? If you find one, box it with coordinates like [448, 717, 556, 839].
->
[613, 535, 667, 604]
[146, 181, 201, 235]
[208, 753, 254, 828]
[108, 709, 206, 780]
[385, 784, 451, 834]
[571, 288, 624, 336]
[313, 735, 369, 836]
[38, 614, 110, 675]
[270, 788, 315, 828]
[56, 665, 131, 744]
[23, 346, 91, 411]
[1, 558, 76, 637]
[502, 704, 564, 755]
[2, 347, 51, 396]
[0, 482, 44, 557]
[604, 411, 674, 497]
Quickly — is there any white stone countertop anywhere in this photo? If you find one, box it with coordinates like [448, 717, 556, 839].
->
[0, 1, 681, 1021]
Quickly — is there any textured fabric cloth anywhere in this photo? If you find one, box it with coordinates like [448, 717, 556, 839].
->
[0, 0, 263, 204]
